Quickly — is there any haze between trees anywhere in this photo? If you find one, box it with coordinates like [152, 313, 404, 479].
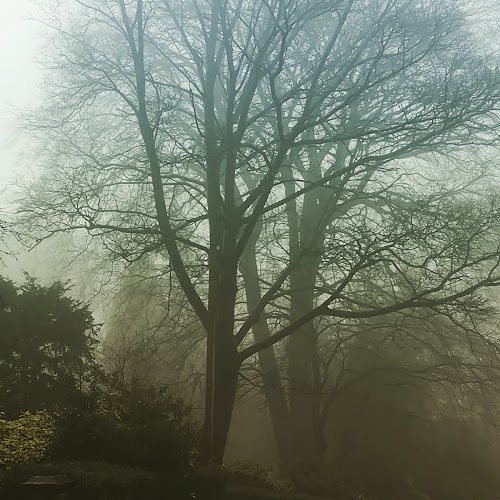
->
[14, 0, 500, 474]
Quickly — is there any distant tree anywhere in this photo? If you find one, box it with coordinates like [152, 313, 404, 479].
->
[326, 317, 500, 500]
[101, 260, 206, 403]
[0, 214, 11, 265]
[0, 275, 99, 417]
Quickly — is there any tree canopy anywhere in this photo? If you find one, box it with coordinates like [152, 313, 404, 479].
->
[0, 275, 99, 417]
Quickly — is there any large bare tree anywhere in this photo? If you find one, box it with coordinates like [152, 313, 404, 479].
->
[20, 0, 500, 464]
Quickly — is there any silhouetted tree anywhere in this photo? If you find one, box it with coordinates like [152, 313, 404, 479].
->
[0, 275, 99, 417]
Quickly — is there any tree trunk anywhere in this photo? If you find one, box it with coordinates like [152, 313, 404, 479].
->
[200, 334, 240, 463]
[256, 342, 293, 471]
[285, 165, 332, 469]
[240, 240, 292, 470]
[284, 132, 350, 472]
[285, 159, 327, 471]
[287, 264, 323, 472]
[312, 348, 329, 461]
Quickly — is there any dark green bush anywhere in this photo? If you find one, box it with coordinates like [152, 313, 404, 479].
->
[0, 275, 100, 419]
[52, 381, 198, 472]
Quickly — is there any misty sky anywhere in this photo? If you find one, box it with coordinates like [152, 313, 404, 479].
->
[0, 2, 46, 282]
[0, 1, 40, 186]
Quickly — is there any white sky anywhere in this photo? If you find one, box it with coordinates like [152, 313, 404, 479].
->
[0, 1, 49, 283]
[0, 0, 41, 186]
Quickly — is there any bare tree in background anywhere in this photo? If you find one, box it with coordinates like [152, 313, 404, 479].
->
[19, 0, 500, 464]
[101, 258, 206, 402]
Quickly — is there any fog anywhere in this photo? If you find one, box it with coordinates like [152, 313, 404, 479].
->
[0, 1, 39, 180]
[3, 2, 500, 500]
[0, 0, 41, 282]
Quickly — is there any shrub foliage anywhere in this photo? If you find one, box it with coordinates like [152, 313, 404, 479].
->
[0, 411, 55, 466]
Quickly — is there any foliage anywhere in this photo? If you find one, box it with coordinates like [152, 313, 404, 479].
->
[0, 460, 323, 500]
[0, 275, 100, 417]
[53, 379, 198, 472]
[224, 461, 294, 493]
[0, 461, 175, 500]
[0, 411, 55, 466]
[194, 460, 295, 500]
[1, 461, 154, 488]
[290, 468, 347, 498]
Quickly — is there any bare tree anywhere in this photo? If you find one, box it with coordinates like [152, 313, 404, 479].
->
[19, 0, 500, 464]
[101, 258, 206, 403]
